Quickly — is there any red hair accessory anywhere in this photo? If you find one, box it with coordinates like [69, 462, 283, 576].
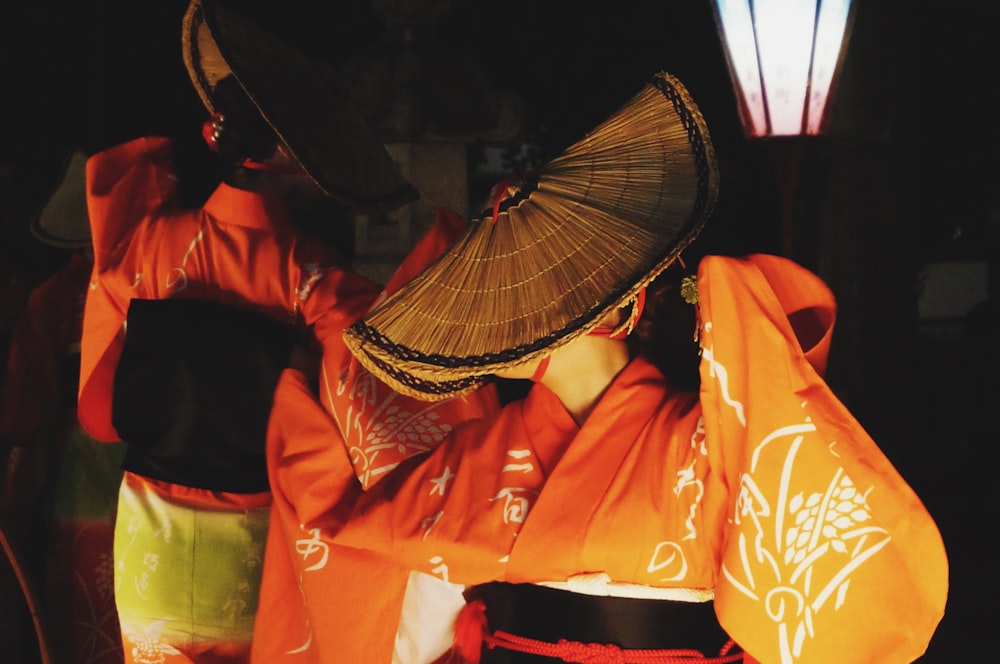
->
[202, 113, 224, 152]
[488, 176, 518, 225]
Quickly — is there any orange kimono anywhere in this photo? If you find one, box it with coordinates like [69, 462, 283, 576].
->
[81, 134, 498, 663]
[254, 209, 501, 663]
[267, 254, 947, 663]
[80, 136, 384, 444]
[80, 135, 377, 664]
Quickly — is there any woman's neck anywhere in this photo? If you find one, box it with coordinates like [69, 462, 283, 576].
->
[541, 337, 631, 425]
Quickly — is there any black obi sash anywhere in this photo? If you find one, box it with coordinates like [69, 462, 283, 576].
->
[112, 298, 296, 493]
[467, 582, 732, 663]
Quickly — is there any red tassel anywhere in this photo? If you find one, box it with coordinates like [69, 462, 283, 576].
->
[451, 599, 488, 664]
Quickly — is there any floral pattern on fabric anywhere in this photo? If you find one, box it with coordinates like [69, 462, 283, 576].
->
[322, 365, 491, 489]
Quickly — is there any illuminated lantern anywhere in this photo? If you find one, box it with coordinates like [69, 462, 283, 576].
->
[711, 0, 856, 137]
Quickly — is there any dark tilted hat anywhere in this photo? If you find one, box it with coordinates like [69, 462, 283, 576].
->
[31, 150, 91, 249]
[345, 71, 720, 400]
[181, 0, 417, 210]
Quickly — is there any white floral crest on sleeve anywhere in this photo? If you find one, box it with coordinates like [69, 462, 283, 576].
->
[297, 261, 327, 301]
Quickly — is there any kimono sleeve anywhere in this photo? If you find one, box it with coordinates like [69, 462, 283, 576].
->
[697, 254, 947, 664]
[86, 137, 178, 273]
[263, 367, 423, 663]
[79, 137, 180, 442]
[78, 269, 132, 443]
[267, 364, 510, 581]
[258, 368, 364, 664]
[317, 207, 500, 490]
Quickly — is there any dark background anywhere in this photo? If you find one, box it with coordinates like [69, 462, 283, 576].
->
[2, 0, 995, 660]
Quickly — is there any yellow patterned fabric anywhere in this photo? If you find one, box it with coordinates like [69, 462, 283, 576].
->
[114, 472, 270, 663]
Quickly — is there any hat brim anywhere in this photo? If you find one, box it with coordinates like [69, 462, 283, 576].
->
[31, 150, 91, 249]
[183, 0, 417, 211]
[345, 71, 719, 401]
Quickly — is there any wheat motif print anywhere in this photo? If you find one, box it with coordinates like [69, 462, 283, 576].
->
[722, 427, 891, 663]
[324, 362, 456, 488]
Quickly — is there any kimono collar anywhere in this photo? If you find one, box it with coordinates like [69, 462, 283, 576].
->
[521, 356, 668, 436]
[522, 380, 578, 437]
[202, 182, 297, 232]
[517, 357, 677, 476]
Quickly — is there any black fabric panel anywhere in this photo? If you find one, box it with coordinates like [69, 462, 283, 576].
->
[113, 298, 296, 493]
[468, 582, 732, 662]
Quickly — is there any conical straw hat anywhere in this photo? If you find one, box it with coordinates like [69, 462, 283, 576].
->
[182, 0, 417, 211]
[345, 71, 719, 400]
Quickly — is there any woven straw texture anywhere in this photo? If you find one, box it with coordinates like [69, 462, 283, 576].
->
[345, 71, 719, 400]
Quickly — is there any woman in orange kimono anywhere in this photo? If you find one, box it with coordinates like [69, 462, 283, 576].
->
[74, 1, 494, 662]
[265, 71, 948, 663]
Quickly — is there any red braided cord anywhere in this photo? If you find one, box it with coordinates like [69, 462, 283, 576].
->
[484, 631, 746, 664]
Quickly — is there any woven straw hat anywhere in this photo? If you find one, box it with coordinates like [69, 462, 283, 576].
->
[181, 0, 416, 210]
[31, 150, 91, 249]
[345, 71, 719, 400]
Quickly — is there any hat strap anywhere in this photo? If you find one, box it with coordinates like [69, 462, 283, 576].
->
[529, 288, 645, 384]
[588, 288, 647, 340]
[530, 356, 551, 382]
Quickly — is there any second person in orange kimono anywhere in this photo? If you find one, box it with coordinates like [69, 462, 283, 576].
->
[265, 71, 948, 663]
